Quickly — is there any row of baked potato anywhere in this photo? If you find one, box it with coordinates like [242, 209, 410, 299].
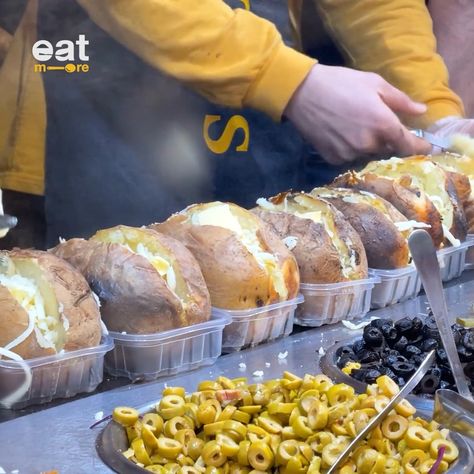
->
[2, 153, 473, 361]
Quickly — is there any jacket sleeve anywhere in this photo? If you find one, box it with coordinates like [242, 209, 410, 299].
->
[314, 0, 465, 128]
[77, 0, 316, 120]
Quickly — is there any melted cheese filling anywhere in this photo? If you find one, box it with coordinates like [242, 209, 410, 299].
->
[0, 273, 62, 350]
[189, 203, 288, 299]
[121, 242, 176, 291]
[363, 157, 454, 231]
[96, 230, 176, 291]
[258, 195, 358, 279]
[451, 134, 474, 158]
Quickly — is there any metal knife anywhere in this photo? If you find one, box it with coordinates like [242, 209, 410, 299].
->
[411, 129, 454, 152]
[327, 350, 436, 474]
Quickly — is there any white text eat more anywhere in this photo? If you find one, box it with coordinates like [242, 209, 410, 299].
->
[32, 35, 89, 62]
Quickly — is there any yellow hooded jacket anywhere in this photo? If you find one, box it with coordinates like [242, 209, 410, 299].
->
[0, 0, 464, 196]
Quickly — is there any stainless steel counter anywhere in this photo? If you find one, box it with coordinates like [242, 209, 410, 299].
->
[1, 273, 473, 474]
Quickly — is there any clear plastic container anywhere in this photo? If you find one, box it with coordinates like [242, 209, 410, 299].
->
[295, 277, 379, 327]
[214, 295, 304, 353]
[105, 313, 231, 381]
[463, 234, 474, 270]
[0, 333, 114, 410]
[437, 237, 474, 282]
[369, 265, 421, 309]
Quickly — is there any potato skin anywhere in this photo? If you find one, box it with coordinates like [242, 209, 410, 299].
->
[252, 208, 367, 283]
[52, 229, 211, 334]
[152, 206, 300, 310]
[333, 171, 445, 248]
[317, 193, 410, 269]
[0, 249, 101, 359]
[444, 170, 474, 234]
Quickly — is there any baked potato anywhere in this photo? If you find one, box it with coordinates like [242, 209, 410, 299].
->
[152, 201, 300, 309]
[430, 152, 474, 234]
[52, 225, 211, 334]
[334, 156, 467, 247]
[0, 249, 101, 359]
[253, 192, 368, 283]
[310, 187, 411, 269]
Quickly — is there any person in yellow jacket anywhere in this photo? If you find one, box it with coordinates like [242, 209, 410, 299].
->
[0, 0, 471, 249]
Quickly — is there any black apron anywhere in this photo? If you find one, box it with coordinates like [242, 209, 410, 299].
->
[38, 0, 345, 246]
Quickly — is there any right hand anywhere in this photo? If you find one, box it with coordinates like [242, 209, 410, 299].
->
[284, 64, 431, 165]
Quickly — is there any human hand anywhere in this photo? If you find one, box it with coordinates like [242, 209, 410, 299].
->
[284, 64, 431, 165]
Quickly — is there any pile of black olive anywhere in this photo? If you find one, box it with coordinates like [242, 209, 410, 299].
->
[335, 315, 474, 396]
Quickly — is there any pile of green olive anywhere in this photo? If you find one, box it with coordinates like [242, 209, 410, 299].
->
[112, 371, 459, 473]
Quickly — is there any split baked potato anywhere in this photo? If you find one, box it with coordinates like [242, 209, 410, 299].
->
[0, 249, 101, 359]
[334, 156, 467, 247]
[430, 153, 474, 234]
[253, 192, 368, 283]
[310, 187, 411, 269]
[152, 201, 300, 309]
[52, 225, 211, 334]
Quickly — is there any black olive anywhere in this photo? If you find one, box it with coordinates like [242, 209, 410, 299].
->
[397, 377, 406, 387]
[336, 345, 356, 359]
[418, 370, 441, 394]
[408, 316, 423, 338]
[395, 318, 413, 337]
[462, 331, 474, 351]
[337, 354, 355, 369]
[352, 339, 366, 355]
[410, 354, 425, 366]
[381, 324, 399, 344]
[458, 346, 474, 363]
[382, 354, 399, 367]
[429, 367, 442, 379]
[436, 348, 448, 364]
[384, 368, 397, 381]
[422, 338, 438, 352]
[439, 364, 455, 384]
[403, 345, 422, 359]
[423, 316, 440, 340]
[439, 380, 454, 390]
[370, 319, 387, 329]
[364, 369, 382, 384]
[452, 323, 466, 333]
[363, 326, 384, 347]
[463, 362, 474, 381]
[385, 349, 401, 357]
[393, 336, 409, 353]
[350, 368, 367, 382]
[392, 361, 415, 378]
[408, 334, 424, 345]
[374, 365, 388, 375]
[453, 330, 462, 345]
[357, 350, 380, 364]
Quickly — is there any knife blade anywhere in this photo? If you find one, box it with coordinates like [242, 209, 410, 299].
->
[327, 350, 436, 474]
[411, 129, 453, 152]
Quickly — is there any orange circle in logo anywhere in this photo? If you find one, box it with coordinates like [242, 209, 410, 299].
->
[65, 63, 76, 73]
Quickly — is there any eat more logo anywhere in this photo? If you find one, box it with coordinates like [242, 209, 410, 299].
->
[32, 34, 89, 72]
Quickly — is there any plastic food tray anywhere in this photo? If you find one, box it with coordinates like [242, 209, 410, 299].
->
[369, 265, 421, 309]
[0, 332, 114, 410]
[105, 313, 231, 382]
[96, 402, 474, 474]
[214, 295, 304, 353]
[463, 234, 474, 270]
[295, 277, 379, 327]
[437, 237, 474, 282]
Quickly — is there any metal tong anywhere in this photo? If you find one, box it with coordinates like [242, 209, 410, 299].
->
[327, 351, 436, 473]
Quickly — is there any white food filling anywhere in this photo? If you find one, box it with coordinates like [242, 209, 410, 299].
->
[121, 242, 176, 291]
[191, 202, 288, 299]
[0, 274, 64, 350]
[259, 196, 358, 279]
[282, 236, 298, 251]
[393, 220, 432, 232]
